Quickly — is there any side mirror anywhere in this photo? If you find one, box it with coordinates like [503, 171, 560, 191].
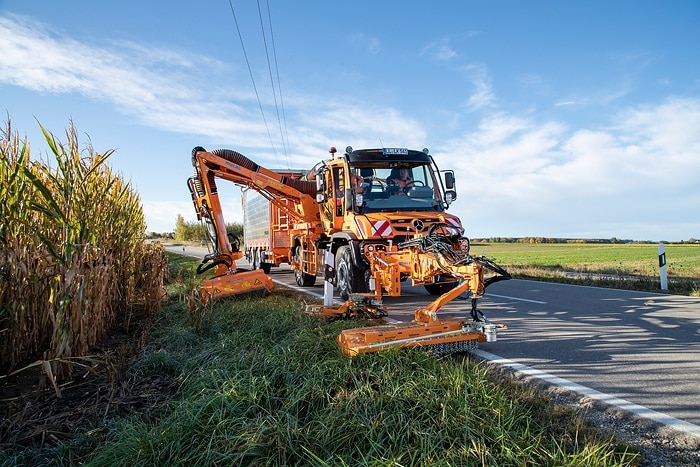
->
[316, 177, 327, 203]
[444, 171, 455, 189]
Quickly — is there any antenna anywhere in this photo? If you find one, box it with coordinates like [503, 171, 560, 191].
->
[378, 136, 384, 148]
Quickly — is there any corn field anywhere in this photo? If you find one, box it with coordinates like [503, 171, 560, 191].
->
[0, 120, 168, 380]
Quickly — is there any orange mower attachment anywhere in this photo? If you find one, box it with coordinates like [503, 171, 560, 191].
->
[306, 293, 388, 320]
[196, 252, 273, 304]
[337, 319, 500, 357]
[331, 278, 507, 357]
[200, 268, 273, 303]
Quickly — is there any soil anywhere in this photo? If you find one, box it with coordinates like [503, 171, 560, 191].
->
[0, 308, 179, 462]
[2, 312, 699, 466]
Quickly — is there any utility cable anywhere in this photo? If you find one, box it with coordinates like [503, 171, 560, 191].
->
[257, 0, 290, 167]
[265, 0, 291, 167]
[227, 0, 280, 166]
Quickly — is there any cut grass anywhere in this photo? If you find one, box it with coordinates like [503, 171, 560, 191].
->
[81, 257, 638, 466]
[1, 255, 641, 466]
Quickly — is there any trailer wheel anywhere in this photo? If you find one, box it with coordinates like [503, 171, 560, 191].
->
[336, 245, 368, 300]
[293, 246, 316, 287]
[227, 233, 241, 252]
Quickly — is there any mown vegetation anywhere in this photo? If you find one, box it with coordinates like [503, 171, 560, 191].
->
[2, 253, 640, 465]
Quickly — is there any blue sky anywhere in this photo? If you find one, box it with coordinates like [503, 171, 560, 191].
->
[1, 1, 699, 241]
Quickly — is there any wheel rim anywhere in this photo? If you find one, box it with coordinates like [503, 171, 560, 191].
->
[336, 262, 349, 295]
[293, 247, 303, 283]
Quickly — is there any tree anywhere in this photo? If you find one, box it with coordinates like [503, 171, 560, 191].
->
[174, 214, 188, 241]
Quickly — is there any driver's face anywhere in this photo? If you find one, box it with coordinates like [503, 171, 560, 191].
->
[400, 168, 410, 179]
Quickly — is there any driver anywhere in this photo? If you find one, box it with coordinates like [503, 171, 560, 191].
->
[388, 166, 415, 195]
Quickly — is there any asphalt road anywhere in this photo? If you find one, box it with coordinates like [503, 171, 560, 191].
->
[165, 244, 700, 439]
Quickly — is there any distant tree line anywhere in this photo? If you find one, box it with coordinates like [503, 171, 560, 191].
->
[170, 214, 243, 243]
[145, 219, 698, 246]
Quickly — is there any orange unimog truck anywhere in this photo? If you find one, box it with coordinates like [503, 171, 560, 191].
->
[224, 145, 469, 297]
[308, 146, 468, 299]
[188, 145, 510, 355]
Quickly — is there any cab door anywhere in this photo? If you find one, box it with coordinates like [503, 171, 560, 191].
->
[331, 166, 346, 231]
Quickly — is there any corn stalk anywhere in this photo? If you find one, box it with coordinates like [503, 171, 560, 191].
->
[0, 119, 167, 380]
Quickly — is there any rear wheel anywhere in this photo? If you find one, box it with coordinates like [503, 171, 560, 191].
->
[227, 233, 241, 252]
[335, 245, 368, 300]
[293, 245, 316, 287]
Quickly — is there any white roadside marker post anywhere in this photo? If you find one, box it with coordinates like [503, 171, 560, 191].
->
[658, 242, 668, 291]
[324, 249, 335, 305]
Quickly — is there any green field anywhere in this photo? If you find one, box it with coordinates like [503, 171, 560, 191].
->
[470, 242, 700, 279]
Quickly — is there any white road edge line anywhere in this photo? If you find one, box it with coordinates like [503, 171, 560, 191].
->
[273, 278, 327, 300]
[487, 293, 547, 304]
[472, 349, 700, 441]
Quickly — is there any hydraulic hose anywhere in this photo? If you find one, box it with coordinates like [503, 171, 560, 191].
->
[208, 148, 317, 197]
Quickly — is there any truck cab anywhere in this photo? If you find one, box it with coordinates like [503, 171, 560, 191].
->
[314, 147, 464, 299]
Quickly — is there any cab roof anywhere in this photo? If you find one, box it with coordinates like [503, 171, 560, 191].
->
[345, 148, 431, 165]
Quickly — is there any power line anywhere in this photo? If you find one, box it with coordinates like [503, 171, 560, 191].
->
[258, 0, 290, 167]
[227, 0, 280, 167]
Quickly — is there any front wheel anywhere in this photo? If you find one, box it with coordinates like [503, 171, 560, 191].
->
[335, 245, 368, 300]
[424, 274, 459, 295]
[424, 281, 458, 296]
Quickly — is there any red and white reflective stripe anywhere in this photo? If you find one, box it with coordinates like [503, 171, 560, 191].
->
[355, 218, 368, 238]
[371, 220, 392, 237]
[444, 217, 463, 235]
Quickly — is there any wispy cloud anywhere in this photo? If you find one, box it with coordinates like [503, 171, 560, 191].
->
[460, 62, 495, 110]
[438, 97, 700, 239]
[420, 38, 457, 61]
[349, 32, 381, 54]
[0, 14, 425, 159]
[0, 14, 273, 145]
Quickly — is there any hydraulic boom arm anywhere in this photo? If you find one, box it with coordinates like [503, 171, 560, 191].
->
[187, 146, 316, 302]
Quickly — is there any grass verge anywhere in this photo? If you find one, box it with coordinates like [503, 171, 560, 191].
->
[1, 255, 640, 466]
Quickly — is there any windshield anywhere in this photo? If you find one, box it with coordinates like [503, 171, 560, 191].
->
[349, 163, 442, 213]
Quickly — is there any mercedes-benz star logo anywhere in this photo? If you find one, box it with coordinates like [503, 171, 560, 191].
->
[412, 219, 424, 231]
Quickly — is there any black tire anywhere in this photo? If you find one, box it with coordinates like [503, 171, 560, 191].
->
[424, 277, 458, 296]
[227, 233, 241, 252]
[252, 249, 260, 270]
[293, 245, 316, 287]
[335, 245, 368, 300]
